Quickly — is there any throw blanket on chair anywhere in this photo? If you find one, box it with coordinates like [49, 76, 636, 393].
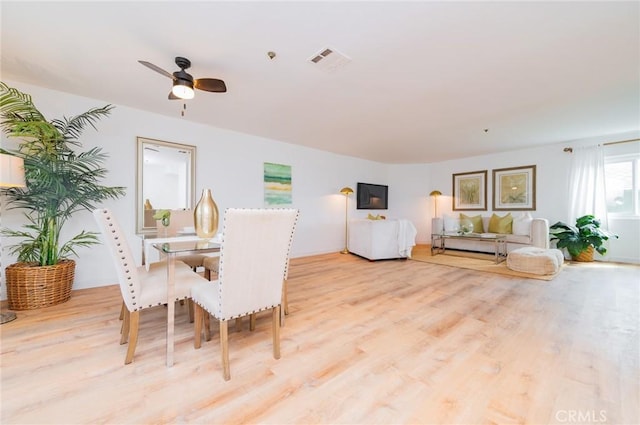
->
[397, 219, 417, 258]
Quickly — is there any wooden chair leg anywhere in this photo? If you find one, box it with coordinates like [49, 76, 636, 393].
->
[204, 312, 211, 342]
[283, 280, 289, 315]
[194, 303, 203, 349]
[188, 299, 194, 323]
[119, 301, 125, 321]
[124, 311, 140, 365]
[280, 280, 288, 327]
[272, 306, 281, 360]
[204, 268, 211, 281]
[235, 316, 243, 332]
[220, 320, 230, 381]
[120, 309, 130, 345]
[249, 314, 256, 331]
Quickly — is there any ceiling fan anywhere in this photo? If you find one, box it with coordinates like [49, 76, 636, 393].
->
[138, 56, 227, 100]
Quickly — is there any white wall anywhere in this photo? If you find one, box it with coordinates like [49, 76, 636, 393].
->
[0, 81, 388, 293]
[420, 131, 640, 263]
[426, 143, 570, 225]
[387, 163, 433, 244]
[2, 81, 637, 298]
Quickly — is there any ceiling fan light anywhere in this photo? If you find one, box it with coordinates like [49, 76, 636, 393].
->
[172, 80, 194, 99]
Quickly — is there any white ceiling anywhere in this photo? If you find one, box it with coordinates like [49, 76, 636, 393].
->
[1, 1, 638, 163]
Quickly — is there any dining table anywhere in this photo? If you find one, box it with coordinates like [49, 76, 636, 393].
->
[148, 236, 220, 367]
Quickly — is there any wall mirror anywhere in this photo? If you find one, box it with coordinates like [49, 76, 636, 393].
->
[136, 137, 196, 234]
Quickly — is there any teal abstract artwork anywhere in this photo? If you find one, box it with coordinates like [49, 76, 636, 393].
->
[264, 162, 292, 205]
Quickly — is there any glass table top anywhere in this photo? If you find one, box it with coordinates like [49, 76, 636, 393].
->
[154, 240, 220, 254]
[436, 233, 507, 240]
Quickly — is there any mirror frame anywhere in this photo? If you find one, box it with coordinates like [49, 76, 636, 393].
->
[136, 136, 196, 234]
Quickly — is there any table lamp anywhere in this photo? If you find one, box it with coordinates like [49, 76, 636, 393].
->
[1, 153, 26, 324]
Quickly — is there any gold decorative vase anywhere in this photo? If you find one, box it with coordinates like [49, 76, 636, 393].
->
[194, 188, 219, 240]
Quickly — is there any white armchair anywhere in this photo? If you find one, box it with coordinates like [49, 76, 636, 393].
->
[348, 218, 417, 260]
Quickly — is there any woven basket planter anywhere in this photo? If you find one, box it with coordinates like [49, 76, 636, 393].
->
[5, 260, 75, 310]
[572, 246, 595, 262]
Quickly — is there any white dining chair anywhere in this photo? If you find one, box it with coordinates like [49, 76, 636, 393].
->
[191, 208, 298, 380]
[93, 208, 209, 365]
[203, 246, 293, 327]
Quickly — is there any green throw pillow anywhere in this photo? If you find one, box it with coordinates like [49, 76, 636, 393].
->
[459, 213, 484, 233]
[488, 213, 513, 234]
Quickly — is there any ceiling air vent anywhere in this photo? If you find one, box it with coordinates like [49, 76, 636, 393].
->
[308, 47, 351, 73]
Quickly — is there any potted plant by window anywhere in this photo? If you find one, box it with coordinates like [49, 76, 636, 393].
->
[549, 214, 618, 262]
[0, 82, 125, 310]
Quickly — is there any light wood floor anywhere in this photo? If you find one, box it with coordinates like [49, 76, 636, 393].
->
[1, 247, 638, 424]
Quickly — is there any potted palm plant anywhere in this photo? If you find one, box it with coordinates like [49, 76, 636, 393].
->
[549, 214, 618, 262]
[0, 82, 125, 309]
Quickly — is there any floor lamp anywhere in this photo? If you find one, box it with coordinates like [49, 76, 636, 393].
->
[339, 187, 353, 254]
[0, 153, 26, 324]
[429, 190, 442, 218]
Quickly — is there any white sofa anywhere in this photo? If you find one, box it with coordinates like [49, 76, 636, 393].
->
[431, 214, 549, 254]
[348, 218, 417, 260]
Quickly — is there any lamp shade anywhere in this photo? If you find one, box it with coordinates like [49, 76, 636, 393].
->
[429, 190, 442, 197]
[340, 187, 354, 195]
[0, 153, 26, 188]
[172, 79, 195, 99]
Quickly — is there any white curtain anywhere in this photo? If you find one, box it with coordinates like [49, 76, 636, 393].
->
[567, 144, 608, 227]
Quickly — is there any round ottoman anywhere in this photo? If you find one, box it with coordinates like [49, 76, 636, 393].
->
[507, 247, 564, 275]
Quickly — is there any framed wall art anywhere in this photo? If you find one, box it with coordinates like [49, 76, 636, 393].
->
[264, 162, 292, 206]
[492, 165, 536, 211]
[452, 170, 487, 211]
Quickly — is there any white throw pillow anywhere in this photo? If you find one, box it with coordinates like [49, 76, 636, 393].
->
[512, 212, 533, 236]
[443, 214, 460, 232]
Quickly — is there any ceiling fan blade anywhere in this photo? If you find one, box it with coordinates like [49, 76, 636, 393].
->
[194, 78, 227, 93]
[139, 60, 175, 80]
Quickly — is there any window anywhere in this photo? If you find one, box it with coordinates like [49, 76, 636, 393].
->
[605, 154, 639, 216]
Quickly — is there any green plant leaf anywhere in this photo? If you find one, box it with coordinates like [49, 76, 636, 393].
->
[153, 209, 171, 220]
[549, 215, 618, 259]
[0, 82, 126, 265]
